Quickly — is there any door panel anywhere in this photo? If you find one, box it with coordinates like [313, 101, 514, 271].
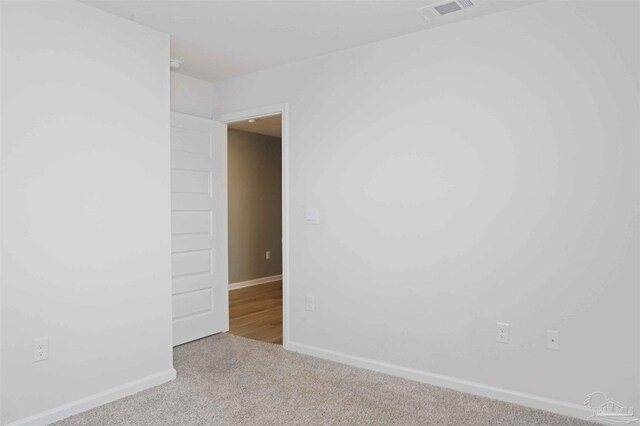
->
[171, 112, 228, 346]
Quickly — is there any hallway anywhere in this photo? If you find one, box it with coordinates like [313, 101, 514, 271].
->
[229, 281, 282, 345]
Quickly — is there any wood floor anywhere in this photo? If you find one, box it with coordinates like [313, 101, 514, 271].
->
[229, 280, 282, 345]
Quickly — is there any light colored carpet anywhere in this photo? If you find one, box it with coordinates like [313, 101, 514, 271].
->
[57, 333, 593, 425]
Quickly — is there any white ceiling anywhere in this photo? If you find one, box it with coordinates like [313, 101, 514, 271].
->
[83, 0, 540, 82]
[229, 114, 282, 138]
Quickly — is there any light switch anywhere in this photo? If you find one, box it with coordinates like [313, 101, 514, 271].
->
[305, 208, 320, 225]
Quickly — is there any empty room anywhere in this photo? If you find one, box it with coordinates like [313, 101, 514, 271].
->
[1, 1, 638, 425]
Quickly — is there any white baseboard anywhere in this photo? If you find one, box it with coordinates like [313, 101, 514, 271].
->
[287, 341, 591, 422]
[229, 274, 282, 290]
[6, 368, 176, 426]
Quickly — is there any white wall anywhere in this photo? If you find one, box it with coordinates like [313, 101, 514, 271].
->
[170, 72, 214, 119]
[213, 0, 639, 417]
[1, 2, 173, 423]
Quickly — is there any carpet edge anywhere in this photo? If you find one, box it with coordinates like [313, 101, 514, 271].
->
[287, 341, 592, 423]
[6, 368, 177, 426]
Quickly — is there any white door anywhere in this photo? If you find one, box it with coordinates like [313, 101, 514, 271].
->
[171, 112, 228, 346]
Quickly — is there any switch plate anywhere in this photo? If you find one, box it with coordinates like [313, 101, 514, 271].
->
[305, 295, 315, 312]
[33, 337, 49, 362]
[496, 322, 509, 344]
[547, 330, 559, 350]
[266, 251, 271, 260]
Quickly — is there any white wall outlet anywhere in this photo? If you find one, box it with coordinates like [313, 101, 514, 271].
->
[304, 208, 320, 225]
[266, 251, 271, 260]
[496, 322, 509, 344]
[33, 337, 49, 362]
[547, 330, 559, 350]
[305, 295, 315, 312]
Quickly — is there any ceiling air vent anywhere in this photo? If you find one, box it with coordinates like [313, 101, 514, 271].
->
[417, 0, 475, 20]
[434, 1, 462, 15]
[457, 0, 475, 8]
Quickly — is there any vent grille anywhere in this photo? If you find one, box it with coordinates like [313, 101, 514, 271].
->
[434, 1, 462, 15]
[457, 0, 475, 8]
[417, 0, 475, 20]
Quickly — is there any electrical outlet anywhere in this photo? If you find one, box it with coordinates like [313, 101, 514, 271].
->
[33, 337, 49, 362]
[266, 251, 271, 260]
[547, 330, 559, 350]
[305, 295, 315, 312]
[305, 208, 320, 225]
[496, 322, 509, 344]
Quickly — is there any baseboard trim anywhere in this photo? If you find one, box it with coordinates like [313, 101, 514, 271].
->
[6, 368, 176, 426]
[287, 341, 591, 422]
[229, 274, 282, 291]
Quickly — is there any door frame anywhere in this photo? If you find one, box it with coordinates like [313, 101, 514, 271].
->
[218, 103, 291, 349]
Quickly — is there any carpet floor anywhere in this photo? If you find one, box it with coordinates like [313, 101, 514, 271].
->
[57, 333, 592, 425]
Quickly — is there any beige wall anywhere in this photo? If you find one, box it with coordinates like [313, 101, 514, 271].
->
[228, 129, 282, 284]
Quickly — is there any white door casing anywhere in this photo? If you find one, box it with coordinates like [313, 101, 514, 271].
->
[171, 112, 228, 346]
[218, 103, 290, 348]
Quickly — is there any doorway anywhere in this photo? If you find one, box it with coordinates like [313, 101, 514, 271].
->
[226, 114, 283, 345]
